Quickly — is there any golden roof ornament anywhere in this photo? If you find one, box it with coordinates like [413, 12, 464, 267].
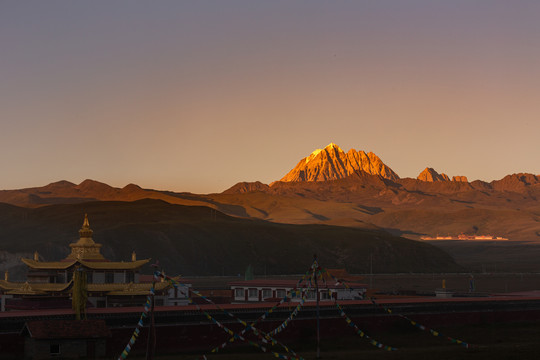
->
[79, 213, 93, 238]
[125, 282, 137, 292]
[14, 282, 38, 294]
[66, 214, 105, 261]
[21, 282, 32, 291]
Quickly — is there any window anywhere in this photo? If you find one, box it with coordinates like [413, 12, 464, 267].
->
[234, 288, 244, 298]
[86, 272, 93, 284]
[276, 289, 286, 298]
[97, 300, 106, 308]
[50, 343, 60, 356]
[126, 272, 134, 283]
[94, 271, 105, 284]
[306, 291, 316, 300]
[56, 273, 65, 283]
[262, 289, 272, 299]
[105, 272, 114, 284]
[248, 288, 258, 299]
[321, 291, 331, 300]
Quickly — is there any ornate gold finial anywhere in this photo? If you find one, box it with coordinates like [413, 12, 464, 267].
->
[79, 214, 93, 238]
[132, 251, 137, 262]
[66, 214, 104, 261]
[4, 270, 8, 281]
[20, 282, 33, 293]
[34, 251, 39, 261]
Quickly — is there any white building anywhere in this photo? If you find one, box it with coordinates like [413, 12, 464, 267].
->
[229, 279, 367, 303]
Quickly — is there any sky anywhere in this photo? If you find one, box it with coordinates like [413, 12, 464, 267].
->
[1, 1, 539, 193]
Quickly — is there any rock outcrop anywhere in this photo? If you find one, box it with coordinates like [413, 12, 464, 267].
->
[452, 176, 468, 182]
[222, 181, 270, 194]
[417, 167, 450, 182]
[280, 143, 399, 182]
[491, 173, 540, 192]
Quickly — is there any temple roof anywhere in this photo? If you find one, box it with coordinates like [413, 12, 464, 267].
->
[21, 214, 151, 270]
[79, 259, 150, 270]
[7, 215, 167, 298]
[21, 258, 150, 270]
[0, 280, 73, 294]
[0, 279, 172, 296]
[0, 280, 21, 291]
[89, 281, 171, 295]
[21, 259, 77, 270]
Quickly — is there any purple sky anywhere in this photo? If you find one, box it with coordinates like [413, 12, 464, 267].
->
[1, 1, 539, 193]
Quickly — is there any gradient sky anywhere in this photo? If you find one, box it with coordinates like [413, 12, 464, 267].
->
[1, 1, 539, 193]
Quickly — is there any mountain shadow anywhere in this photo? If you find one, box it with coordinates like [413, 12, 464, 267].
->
[0, 199, 461, 278]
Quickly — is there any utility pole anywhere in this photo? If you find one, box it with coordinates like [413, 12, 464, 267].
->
[313, 254, 320, 359]
[370, 253, 373, 289]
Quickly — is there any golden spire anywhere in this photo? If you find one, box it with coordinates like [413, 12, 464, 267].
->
[34, 251, 39, 261]
[66, 214, 105, 261]
[132, 251, 137, 262]
[4, 270, 8, 281]
[78, 213, 93, 238]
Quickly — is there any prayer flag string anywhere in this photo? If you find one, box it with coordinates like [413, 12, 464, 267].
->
[322, 267, 470, 349]
[157, 268, 315, 359]
[314, 269, 398, 351]
[369, 298, 470, 349]
[116, 271, 159, 360]
[334, 302, 397, 351]
[204, 267, 316, 356]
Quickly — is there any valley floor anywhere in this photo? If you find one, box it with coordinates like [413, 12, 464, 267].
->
[426, 240, 540, 273]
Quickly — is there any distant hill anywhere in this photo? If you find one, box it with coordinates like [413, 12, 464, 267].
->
[0, 143, 538, 245]
[0, 179, 214, 208]
[220, 171, 540, 242]
[219, 143, 540, 242]
[0, 199, 461, 279]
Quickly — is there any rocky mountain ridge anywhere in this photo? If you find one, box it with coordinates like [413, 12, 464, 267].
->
[279, 143, 400, 182]
[0, 144, 538, 243]
[279, 143, 472, 184]
[417, 167, 450, 182]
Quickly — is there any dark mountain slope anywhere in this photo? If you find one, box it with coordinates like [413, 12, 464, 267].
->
[0, 199, 460, 278]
